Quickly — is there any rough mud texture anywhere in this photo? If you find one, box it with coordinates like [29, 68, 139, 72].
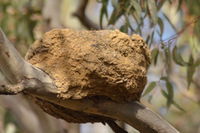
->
[26, 29, 150, 102]
[25, 29, 150, 123]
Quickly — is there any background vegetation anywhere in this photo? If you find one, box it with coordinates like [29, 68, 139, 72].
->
[0, 0, 200, 133]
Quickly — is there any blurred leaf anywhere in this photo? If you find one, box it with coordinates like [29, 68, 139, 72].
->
[194, 58, 200, 66]
[157, 0, 166, 10]
[130, 0, 142, 23]
[165, 46, 173, 72]
[161, 89, 170, 106]
[158, 17, 164, 36]
[163, 13, 178, 32]
[149, 31, 155, 46]
[166, 80, 174, 107]
[172, 101, 186, 112]
[147, 0, 158, 24]
[160, 76, 168, 81]
[151, 48, 159, 65]
[160, 77, 174, 108]
[161, 90, 185, 112]
[143, 81, 156, 96]
[100, 0, 108, 28]
[172, 46, 188, 66]
[108, 7, 123, 25]
[146, 35, 150, 44]
[187, 55, 195, 89]
[148, 95, 153, 103]
[194, 20, 200, 35]
[177, 0, 183, 11]
[120, 24, 128, 33]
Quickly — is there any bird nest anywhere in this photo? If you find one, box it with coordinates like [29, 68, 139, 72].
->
[25, 29, 150, 123]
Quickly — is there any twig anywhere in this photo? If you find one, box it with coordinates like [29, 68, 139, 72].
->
[73, 0, 99, 29]
[162, 15, 200, 46]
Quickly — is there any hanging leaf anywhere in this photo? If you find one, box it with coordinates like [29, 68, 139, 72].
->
[158, 17, 164, 37]
[187, 54, 195, 89]
[149, 31, 155, 47]
[161, 90, 185, 111]
[147, 0, 158, 24]
[161, 89, 170, 107]
[99, 0, 108, 28]
[172, 46, 188, 66]
[142, 81, 156, 96]
[157, 0, 166, 10]
[160, 77, 174, 108]
[164, 47, 172, 72]
[108, 7, 123, 25]
[166, 80, 174, 107]
[194, 20, 200, 35]
[146, 35, 150, 44]
[172, 101, 186, 112]
[194, 58, 200, 66]
[151, 48, 159, 65]
[120, 24, 128, 33]
[163, 13, 178, 32]
[130, 0, 142, 23]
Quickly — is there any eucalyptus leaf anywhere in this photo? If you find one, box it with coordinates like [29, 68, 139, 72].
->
[172, 46, 188, 66]
[166, 80, 174, 107]
[160, 77, 174, 108]
[172, 101, 185, 112]
[163, 13, 178, 32]
[158, 17, 164, 36]
[151, 48, 159, 65]
[131, 0, 142, 22]
[187, 55, 195, 89]
[161, 89, 184, 111]
[99, 0, 108, 28]
[108, 8, 123, 25]
[142, 81, 156, 96]
[147, 0, 158, 24]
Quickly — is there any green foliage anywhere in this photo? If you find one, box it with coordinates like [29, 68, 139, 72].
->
[142, 81, 156, 96]
[172, 46, 188, 66]
[160, 77, 174, 108]
[160, 77, 185, 111]
[151, 48, 159, 65]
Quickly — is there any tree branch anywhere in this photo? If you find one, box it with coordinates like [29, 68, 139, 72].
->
[0, 28, 57, 93]
[0, 28, 179, 133]
[73, 0, 99, 30]
[30, 92, 179, 133]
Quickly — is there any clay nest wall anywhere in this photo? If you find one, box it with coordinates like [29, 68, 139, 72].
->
[25, 29, 151, 123]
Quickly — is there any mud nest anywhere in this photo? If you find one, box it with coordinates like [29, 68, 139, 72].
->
[25, 29, 151, 123]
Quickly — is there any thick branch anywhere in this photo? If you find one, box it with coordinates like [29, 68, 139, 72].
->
[0, 28, 56, 93]
[73, 0, 99, 30]
[28, 90, 179, 133]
